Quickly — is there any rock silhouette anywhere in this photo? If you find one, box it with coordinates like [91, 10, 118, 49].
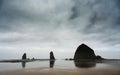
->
[22, 53, 27, 60]
[74, 44, 102, 61]
[50, 51, 55, 60]
[49, 51, 55, 68]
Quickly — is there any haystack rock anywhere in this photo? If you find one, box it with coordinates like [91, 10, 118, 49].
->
[50, 51, 55, 60]
[74, 44, 97, 60]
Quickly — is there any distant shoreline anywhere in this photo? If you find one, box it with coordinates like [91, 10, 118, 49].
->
[0, 59, 50, 63]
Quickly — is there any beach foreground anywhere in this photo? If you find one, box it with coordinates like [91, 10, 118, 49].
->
[0, 67, 120, 75]
[0, 60, 120, 75]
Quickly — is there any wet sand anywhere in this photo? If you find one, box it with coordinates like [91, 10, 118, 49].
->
[0, 67, 120, 75]
[0, 59, 120, 75]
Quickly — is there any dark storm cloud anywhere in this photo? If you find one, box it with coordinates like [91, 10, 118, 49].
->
[0, 0, 72, 32]
[0, 0, 3, 10]
[0, 0, 28, 32]
[0, 24, 19, 32]
[70, 0, 120, 33]
[85, 12, 98, 32]
[116, 0, 120, 9]
[69, 3, 80, 19]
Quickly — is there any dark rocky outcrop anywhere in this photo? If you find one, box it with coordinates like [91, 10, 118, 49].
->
[74, 43, 102, 61]
[50, 51, 55, 60]
[22, 53, 27, 60]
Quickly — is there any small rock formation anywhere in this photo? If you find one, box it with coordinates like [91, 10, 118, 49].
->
[74, 43, 102, 61]
[22, 53, 27, 60]
[49, 51, 55, 68]
[96, 55, 102, 59]
[50, 51, 55, 60]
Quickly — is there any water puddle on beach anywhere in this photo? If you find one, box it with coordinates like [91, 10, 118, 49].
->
[0, 60, 120, 74]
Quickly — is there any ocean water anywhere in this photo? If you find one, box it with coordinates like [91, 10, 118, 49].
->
[0, 60, 120, 73]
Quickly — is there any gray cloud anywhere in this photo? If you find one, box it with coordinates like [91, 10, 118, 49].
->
[69, 1, 81, 20]
[0, 0, 3, 10]
[0, 0, 120, 59]
[70, 0, 120, 30]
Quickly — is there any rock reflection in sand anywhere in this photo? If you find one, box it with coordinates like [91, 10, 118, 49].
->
[21, 60, 55, 69]
[21, 61, 26, 68]
[74, 60, 96, 68]
[49, 60, 55, 68]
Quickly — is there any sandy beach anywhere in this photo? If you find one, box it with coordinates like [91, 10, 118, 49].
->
[0, 59, 120, 75]
[0, 66, 120, 75]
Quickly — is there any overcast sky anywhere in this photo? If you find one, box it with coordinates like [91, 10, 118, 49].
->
[0, 0, 120, 59]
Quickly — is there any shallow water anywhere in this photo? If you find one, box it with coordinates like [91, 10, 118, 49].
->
[0, 60, 120, 72]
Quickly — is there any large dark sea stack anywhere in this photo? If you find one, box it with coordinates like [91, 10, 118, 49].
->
[50, 51, 55, 60]
[22, 53, 27, 60]
[74, 44, 96, 60]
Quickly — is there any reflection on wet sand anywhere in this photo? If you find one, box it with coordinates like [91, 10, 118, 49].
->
[21, 60, 55, 68]
[21, 61, 26, 68]
[74, 60, 96, 68]
[49, 60, 55, 68]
